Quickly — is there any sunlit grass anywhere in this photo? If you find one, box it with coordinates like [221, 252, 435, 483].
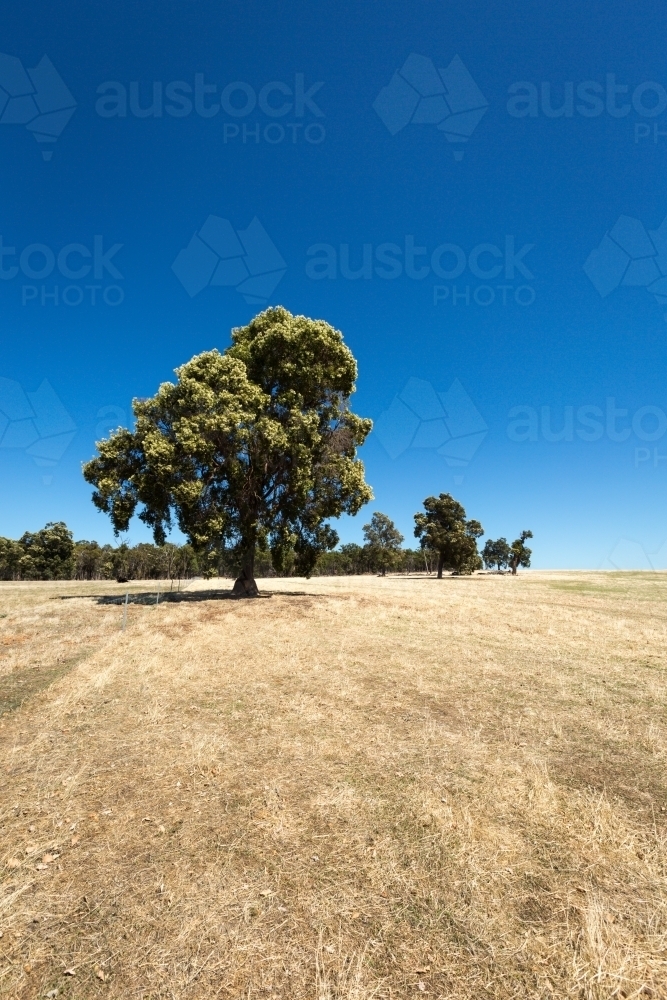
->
[0, 571, 665, 998]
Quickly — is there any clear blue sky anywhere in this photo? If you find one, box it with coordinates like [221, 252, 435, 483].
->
[1, 0, 666, 568]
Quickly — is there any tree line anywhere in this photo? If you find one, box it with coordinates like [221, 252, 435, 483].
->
[0, 523, 199, 582]
[0, 510, 531, 582]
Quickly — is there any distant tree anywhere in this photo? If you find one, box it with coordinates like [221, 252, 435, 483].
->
[509, 530, 533, 575]
[0, 537, 22, 580]
[73, 540, 111, 580]
[414, 493, 483, 577]
[362, 511, 404, 576]
[83, 307, 373, 597]
[110, 542, 131, 582]
[338, 543, 367, 575]
[396, 548, 423, 574]
[18, 522, 74, 580]
[482, 537, 511, 572]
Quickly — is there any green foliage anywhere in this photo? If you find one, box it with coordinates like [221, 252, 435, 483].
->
[362, 511, 404, 575]
[0, 521, 423, 582]
[0, 537, 23, 581]
[0, 530, 202, 582]
[414, 493, 484, 577]
[509, 530, 533, 574]
[16, 522, 74, 580]
[482, 537, 511, 572]
[83, 307, 373, 586]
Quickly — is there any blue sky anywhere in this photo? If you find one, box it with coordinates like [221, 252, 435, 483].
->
[1, 0, 667, 568]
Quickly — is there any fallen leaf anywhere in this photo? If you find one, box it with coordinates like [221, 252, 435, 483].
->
[142, 817, 152, 823]
[158, 825, 166, 834]
[415, 967, 430, 973]
[23, 963, 32, 973]
[6, 858, 21, 869]
[94, 967, 105, 982]
[70, 835, 80, 847]
[417, 983, 426, 993]
[259, 889, 272, 897]
[350, 911, 360, 919]
[88, 813, 99, 822]
[42, 853, 57, 864]
[63, 967, 76, 975]
[35, 863, 47, 870]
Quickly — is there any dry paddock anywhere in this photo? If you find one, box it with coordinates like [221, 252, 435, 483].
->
[0, 572, 666, 1000]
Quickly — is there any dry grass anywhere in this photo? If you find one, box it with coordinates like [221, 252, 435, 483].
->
[0, 571, 666, 999]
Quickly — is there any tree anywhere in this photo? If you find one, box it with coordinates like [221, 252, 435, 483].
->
[338, 543, 368, 575]
[83, 307, 373, 597]
[509, 530, 533, 574]
[362, 511, 404, 576]
[18, 522, 74, 580]
[482, 537, 511, 572]
[414, 493, 483, 578]
[0, 537, 22, 580]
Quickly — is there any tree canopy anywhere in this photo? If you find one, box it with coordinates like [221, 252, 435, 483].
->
[0, 522, 75, 581]
[414, 493, 483, 577]
[362, 511, 404, 575]
[482, 537, 511, 572]
[509, 530, 533, 574]
[83, 307, 373, 595]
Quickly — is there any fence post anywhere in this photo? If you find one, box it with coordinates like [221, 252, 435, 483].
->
[122, 591, 129, 631]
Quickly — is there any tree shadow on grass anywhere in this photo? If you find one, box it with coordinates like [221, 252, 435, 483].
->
[54, 588, 320, 606]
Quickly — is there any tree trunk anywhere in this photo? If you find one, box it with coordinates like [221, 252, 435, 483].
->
[437, 552, 445, 579]
[232, 548, 259, 597]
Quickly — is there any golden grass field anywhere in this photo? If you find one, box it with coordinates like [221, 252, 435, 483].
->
[0, 571, 666, 999]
